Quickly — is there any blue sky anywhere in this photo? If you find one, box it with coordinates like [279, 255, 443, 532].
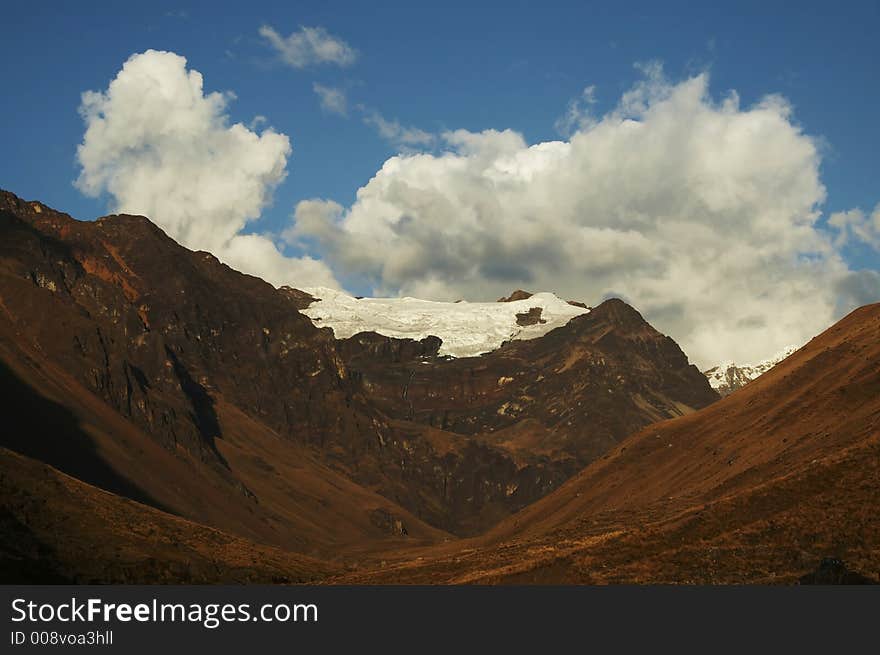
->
[2, 1, 878, 364]
[3, 2, 878, 226]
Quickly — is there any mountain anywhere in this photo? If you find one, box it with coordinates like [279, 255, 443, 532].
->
[337, 303, 880, 584]
[0, 191, 465, 560]
[703, 345, 798, 396]
[0, 190, 447, 559]
[0, 188, 717, 578]
[337, 295, 719, 532]
[3, 189, 877, 584]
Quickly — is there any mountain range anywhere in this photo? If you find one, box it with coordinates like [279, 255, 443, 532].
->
[0, 189, 876, 584]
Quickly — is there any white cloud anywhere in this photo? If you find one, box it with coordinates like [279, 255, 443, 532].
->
[555, 85, 597, 136]
[362, 109, 434, 148]
[219, 233, 338, 288]
[75, 49, 339, 289]
[289, 64, 876, 367]
[259, 24, 357, 69]
[313, 83, 348, 116]
[828, 204, 880, 251]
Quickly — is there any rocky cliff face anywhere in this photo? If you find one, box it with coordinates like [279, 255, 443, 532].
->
[0, 190, 718, 536]
[342, 298, 717, 465]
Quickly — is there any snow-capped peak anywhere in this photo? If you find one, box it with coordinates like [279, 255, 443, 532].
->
[299, 288, 590, 358]
[703, 345, 798, 396]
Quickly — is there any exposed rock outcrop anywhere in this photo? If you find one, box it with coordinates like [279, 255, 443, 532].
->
[497, 289, 533, 302]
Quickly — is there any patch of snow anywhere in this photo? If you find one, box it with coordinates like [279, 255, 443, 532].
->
[300, 287, 589, 358]
[703, 345, 798, 393]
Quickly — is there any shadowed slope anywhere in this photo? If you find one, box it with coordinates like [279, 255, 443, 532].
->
[0, 357, 164, 511]
[0, 448, 338, 584]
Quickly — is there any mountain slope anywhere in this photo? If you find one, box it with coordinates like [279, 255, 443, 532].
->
[0, 448, 339, 584]
[0, 190, 447, 549]
[0, 324, 446, 558]
[492, 303, 880, 545]
[336, 303, 880, 583]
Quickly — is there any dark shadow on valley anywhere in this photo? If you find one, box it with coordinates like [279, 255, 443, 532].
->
[0, 358, 170, 512]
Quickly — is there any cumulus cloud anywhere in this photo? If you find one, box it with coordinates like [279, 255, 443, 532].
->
[313, 83, 348, 116]
[288, 64, 875, 366]
[75, 49, 338, 289]
[362, 109, 434, 148]
[259, 24, 357, 69]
